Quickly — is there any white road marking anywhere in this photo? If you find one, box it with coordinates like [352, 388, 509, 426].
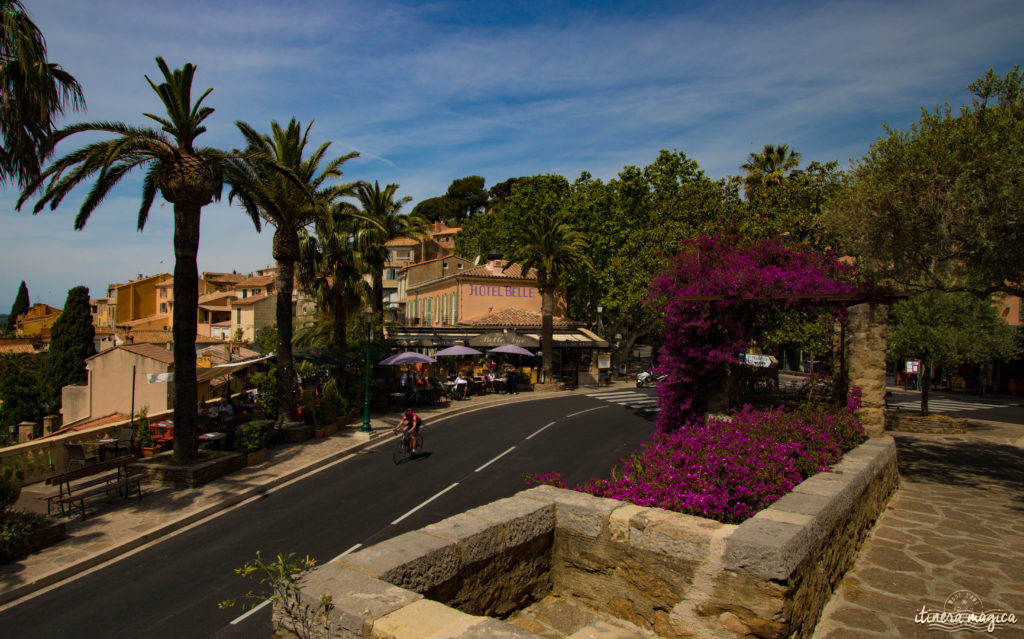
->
[475, 447, 516, 472]
[330, 543, 362, 563]
[230, 598, 272, 625]
[392, 482, 459, 525]
[526, 421, 557, 440]
[567, 406, 608, 418]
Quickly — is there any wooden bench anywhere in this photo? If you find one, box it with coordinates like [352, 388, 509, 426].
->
[41, 456, 145, 520]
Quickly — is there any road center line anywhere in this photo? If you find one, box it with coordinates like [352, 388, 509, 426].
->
[567, 406, 608, 418]
[230, 598, 271, 626]
[475, 447, 516, 472]
[392, 482, 459, 525]
[330, 543, 362, 563]
[526, 421, 556, 440]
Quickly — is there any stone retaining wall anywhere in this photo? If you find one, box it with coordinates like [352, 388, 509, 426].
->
[283, 437, 897, 639]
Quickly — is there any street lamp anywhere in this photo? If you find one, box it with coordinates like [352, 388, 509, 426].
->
[595, 304, 604, 337]
[361, 306, 374, 433]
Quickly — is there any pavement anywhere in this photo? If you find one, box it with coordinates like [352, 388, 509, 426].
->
[4, 380, 1023, 639]
[1, 383, 627, 609]
[813, 406, 1024, 638]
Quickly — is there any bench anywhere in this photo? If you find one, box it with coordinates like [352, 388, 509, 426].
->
[41, 456, 144, 520]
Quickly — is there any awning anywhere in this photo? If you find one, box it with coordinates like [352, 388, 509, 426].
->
[468, 332, 540, 348]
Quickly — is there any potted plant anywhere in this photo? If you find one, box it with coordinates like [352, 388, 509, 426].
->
[235, 422, 270, 466]
[134, 408, 159, 457]
[319, 380, 343, 436]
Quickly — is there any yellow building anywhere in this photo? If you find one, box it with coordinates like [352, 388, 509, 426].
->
[113, 273, 172, 325]
[15, 303, 62, 337]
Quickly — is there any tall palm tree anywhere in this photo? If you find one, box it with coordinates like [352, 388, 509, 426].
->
[18, 57, 227, 463]
[296, 206, 368, 355]
[1, 0, 85, 187]
[502, 214, 591, 386]
[225, 119, 358, 421]
[740, 143, 801, 198]
[351, 181, 425, 338]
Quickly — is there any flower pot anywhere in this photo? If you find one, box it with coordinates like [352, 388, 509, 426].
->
[322, 422, 338, 437]
[313, 428, 326, 439]
[140, 446, 160, 458]
[245, 448, 268, 466]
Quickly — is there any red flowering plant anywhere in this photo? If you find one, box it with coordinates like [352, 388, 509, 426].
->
[650, 235, 857, 429]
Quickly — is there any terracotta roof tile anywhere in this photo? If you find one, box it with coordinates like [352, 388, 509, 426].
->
[464, 307, 575, 328]
[44, 412, 131, 438]
[231, 293, 271, 306]
[236, 275, 275, 288]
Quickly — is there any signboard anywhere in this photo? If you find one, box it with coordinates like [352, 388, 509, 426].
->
[467, 284, 535, 299]
[597, 353, 611, 369]
[741, 353, 774, 368]
[905, 360, 921, 373]
[467, 332, 540, 348]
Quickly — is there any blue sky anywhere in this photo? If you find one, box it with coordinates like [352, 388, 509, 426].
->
[2, 0, 1022, 308]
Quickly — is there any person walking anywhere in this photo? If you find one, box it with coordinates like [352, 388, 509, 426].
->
[506, 366, 518, 395]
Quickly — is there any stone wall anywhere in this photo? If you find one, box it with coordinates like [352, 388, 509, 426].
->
[843, 303, 889, 437]
[284, 437, 897, 639]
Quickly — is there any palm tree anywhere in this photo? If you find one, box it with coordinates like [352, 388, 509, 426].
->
[296, 206, 368, 355]
[1, 0, 85, 187]
[351, 181, 425, 338]
[740, 143, 801, 198]
[502, 214, 591, 386]
[18, 57, 225, 462]
[225, 119, 358, 421]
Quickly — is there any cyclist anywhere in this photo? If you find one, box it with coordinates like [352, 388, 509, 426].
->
[395, 408, 423, 455]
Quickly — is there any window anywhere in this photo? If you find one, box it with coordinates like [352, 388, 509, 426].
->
[159, 288, 167, 299]
[253, 288, 260, 295]
[443, 262, 449, 270]
[425, 297, 432, 325]
[457, 263, 464, 269]
[242, 290, 247, 299]
[451, 292, 457, 324]
[159, 303, 167, 313]
[236, 308, 242, 324]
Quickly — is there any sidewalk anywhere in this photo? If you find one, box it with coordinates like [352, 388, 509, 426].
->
[813, 417, 1024, 638]
[0, 383, 630, 608]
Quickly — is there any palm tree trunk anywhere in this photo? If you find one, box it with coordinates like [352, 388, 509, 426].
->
[540, 283, 555, 384]
[332, 289, 348, 352]
[171, 203, 201, 462]
[372, 271, 384, 342]
[274, 229, 298, 422]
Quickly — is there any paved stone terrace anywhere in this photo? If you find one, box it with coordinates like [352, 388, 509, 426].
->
[814, 418, 1024, 638]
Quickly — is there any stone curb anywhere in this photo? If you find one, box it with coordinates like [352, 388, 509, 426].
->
[1, 384, 629, 607]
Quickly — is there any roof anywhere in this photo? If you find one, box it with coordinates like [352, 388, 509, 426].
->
[44, 412, 130, 438]
[236, 275, 274, 288]
[386, 237, 419, 247]
[231, 293, 270, 306]
[408, 260, 537, 292]
[0, 339, 36, 354]
[199, 344, 261, 364]
[118, 330, 221, 346]
[199, 304, 232, 312]
[464, 307, 577, 328]
[120, 343, 177, 364]
[119, 315, 168, 328]
[114, 273, 171, 289]
[198, 291, 237, 305]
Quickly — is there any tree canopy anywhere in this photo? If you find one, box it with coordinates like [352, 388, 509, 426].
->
[822, 66, 1024, 297]
[42, 285, 94, 410]
[5, 280, 28, 334]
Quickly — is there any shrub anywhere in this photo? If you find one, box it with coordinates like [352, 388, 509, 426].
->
[575, 393, 866, 524]
[234, 422, 269, 455]
[134, 407, 154, 448]
[251, 366, 278, 420]
[320, 379, 343, 424]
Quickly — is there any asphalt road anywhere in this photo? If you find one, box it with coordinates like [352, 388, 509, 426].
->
[0, 390, 658, 639]
[887, 388, 1024, 424]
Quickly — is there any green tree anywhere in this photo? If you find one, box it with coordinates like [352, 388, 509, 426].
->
[253, 324, 277, 355]
[739, 143, 802, 199]
[42, 285, 94, 410]
[0, 0, 85, 187]
[444, 175, 488, 221]
[740, 160, 842, 245]
[297, 209, 368, 355]
[500, 175, 591, 385]
[19, 57, 227, 463]
[0, 353, 44, 441]
[410, 196, 449, 223]
[225, 119, 358, 421]
[5, 280, 28, 334]
[350, 181, 424, 338]
[888, 291, 1019, 412]
[823, 66, 1024, 297]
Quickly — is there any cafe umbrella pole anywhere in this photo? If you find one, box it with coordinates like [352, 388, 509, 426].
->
[361, 307, 373, 433]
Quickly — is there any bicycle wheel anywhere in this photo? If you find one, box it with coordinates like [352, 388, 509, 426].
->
[393, 438, 407, 465]
[413, 433, 423, 454]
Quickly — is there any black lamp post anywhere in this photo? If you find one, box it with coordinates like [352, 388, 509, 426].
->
[361, 306, 374, 433]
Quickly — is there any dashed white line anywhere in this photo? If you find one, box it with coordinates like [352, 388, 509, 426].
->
[330, 543, 362, 563]
[391, 482, 459, 525]
[526, 421, 556, 440]
[566, 406, 608, 418]
[475, 447, 516, 472]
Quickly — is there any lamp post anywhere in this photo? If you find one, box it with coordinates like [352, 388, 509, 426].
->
[361, 306, 374, 433]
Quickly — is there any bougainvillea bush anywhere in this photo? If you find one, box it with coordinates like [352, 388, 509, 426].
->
[651, 235, 856, 428]
[529, 390, 866, 524]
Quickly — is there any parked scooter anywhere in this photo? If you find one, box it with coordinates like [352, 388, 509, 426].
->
[636, 369, 667, 387]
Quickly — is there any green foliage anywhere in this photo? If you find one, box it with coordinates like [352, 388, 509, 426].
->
[888, 291, 1020, 368]
[0, 510, 49, 564]
[134, 407, 154, 448]
[5, 281, 29, 334]
[444, 175, 488, 221]
[219, 551, 333, 639]
[741, 160, 843, 246]
[0, 473, 20, 512]
[250, 366, 278, 420]
[42, 285, 94, 410]
[0, 353, 44, 437]
[410, 195, 449, 223]
[253, 324, 277, 354]
[233, 422, 269, 455]
[319, 379, 343, 423]
[823, 66, 1024, 297]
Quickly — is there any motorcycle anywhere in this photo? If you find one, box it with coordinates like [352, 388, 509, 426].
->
[636, 369, 667, 387]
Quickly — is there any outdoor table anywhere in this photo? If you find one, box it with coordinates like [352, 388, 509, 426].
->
[84, 438, 117, 461]
[199, 431, 226, 450]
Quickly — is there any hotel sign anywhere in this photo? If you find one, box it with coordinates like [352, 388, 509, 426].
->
[467, 284, 535, 299]
[468, 332, 540, 348]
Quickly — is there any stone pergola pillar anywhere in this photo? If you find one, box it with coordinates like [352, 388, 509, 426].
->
[843, 303, 889, 437]
[17, 421, 37, 443]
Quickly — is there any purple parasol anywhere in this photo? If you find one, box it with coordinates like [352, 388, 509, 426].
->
[435, 345, 483, 357]
[379, 351, 437, 365]
[487, 344, 537, 357]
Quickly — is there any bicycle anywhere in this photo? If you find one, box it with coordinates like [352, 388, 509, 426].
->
[392, 429, 423, 464]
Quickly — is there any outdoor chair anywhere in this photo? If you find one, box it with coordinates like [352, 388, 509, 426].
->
[65, 443, 99, 471]
[104, 427, 133, 458]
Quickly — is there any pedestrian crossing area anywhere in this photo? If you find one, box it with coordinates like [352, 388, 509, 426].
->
[889, 397, 1019, 413]
[585, 389, 661, 414]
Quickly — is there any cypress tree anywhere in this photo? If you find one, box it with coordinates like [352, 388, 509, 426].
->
[5, 280, 29, 334]
[43, 286, 94, 410]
